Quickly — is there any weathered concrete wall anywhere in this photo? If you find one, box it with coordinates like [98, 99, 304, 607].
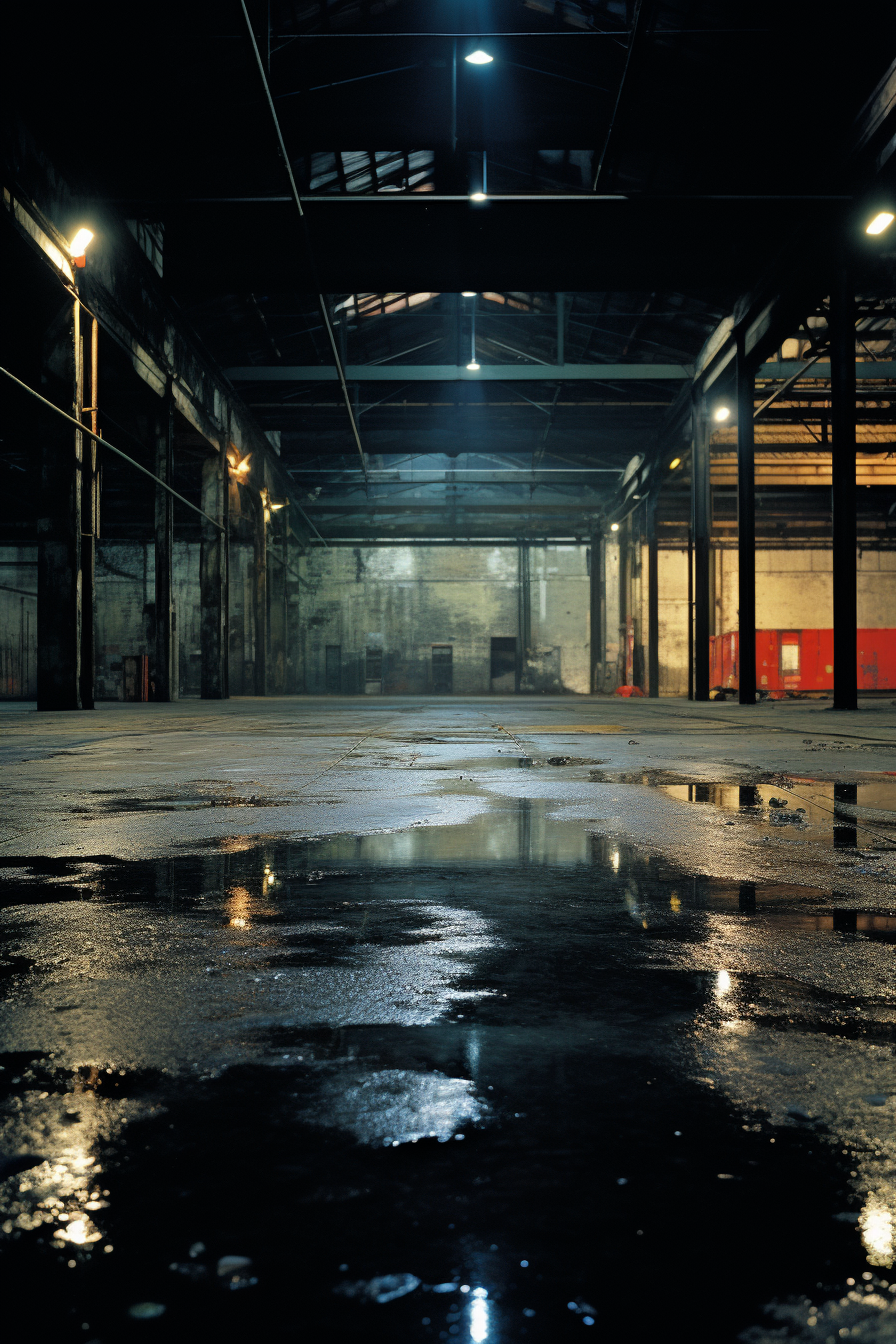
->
[714, 549, 896, 632]
[657, 549, 690, 696]
[93, 542, 201, 700]
[0, 548, 37, 697]
[298, 544, 590, 695]
[525, 545, 590, 693]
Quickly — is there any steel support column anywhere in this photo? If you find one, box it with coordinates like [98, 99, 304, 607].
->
[830, 263, 858, 710]
[692, 403, 711, 700]
[517, 541, 531, 693]
[736, 331, 757, 705]
[79, 315, 98, 710]
[647, 496, 659, 697]
[589, 532, 604, 693]
[200, 432, 228, 699]
[37, 300, 82, 710]
[153, 384, 176, 701]
[254, 492, 268, 695]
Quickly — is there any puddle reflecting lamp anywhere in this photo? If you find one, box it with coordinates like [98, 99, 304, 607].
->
[69, 228, 94, 269]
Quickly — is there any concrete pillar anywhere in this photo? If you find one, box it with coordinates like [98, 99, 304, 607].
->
[736, 331, 757, 705]
[830, 263, 857, 711]
[153, 385, 177, 701]
[254, 491, 268, 696]
[200, 436, 228, 699]
[37, 299, 83, 710]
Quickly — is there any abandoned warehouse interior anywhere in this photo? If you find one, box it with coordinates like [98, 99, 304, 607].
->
[5, 4, 896, 1343]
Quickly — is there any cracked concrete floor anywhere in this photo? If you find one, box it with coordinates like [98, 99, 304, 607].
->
[2, 695, 896, 1343]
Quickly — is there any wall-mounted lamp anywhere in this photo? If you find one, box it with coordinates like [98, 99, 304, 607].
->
[228, 449, 252, 476]
[269, 497, 287, 512]
[69, 228, 94, 268]
[669, 457, 682, 470]
[713, 406, 730, 423]
[461, 291, 477, 297]
[866, 211, 895, 236]
[610, 522, 620, 532]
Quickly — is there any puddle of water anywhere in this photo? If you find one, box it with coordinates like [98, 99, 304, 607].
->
[1, 804, 895, 1342]
[658, 779, 896, 849]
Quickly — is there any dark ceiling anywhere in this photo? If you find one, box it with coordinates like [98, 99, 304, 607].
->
[6, 0, 896, 541]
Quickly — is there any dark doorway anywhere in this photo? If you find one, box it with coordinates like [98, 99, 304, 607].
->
[490, 636, 517, 694]
[324, 645, 341, 694]
[364, 647, 383, 695]
[432, 645, 453, 693]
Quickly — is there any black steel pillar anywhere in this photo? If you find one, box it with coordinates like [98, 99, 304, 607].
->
[79, 315, 98, 710]
[200, 433, 228, 699]
[254, 489, 268, 696]
[736, 331, 757, 704]
[692, 401, 711, 700]
[37, 299, 82, 710]
[830, 263, 857, 710]
[647, 495, 659, 696]
[517, 541, 531, 693]
[153, 385, 176, 701]
[589, 532, 603, 693]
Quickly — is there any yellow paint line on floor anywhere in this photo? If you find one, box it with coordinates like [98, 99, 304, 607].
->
[499, 725, 625, 733]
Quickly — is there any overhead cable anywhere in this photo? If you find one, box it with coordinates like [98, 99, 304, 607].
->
[239, 0, 369, 485]
[0, 366, 225, 533]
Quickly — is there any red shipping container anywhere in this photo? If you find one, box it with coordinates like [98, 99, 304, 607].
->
[708, 630, 896, 694]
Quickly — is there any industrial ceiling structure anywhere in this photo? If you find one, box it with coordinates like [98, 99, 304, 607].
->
[4, 0, 896, 552]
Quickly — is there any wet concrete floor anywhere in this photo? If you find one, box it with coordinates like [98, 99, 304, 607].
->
[2, 697, 896, 1341]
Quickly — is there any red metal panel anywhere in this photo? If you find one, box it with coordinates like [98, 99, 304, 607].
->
[710, 628, 896, 694]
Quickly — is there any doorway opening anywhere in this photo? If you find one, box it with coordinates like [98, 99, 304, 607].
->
[490, 636, 517, 693]
[432, 644, 453, 693]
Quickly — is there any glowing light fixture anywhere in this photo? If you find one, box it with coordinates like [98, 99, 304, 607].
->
[466, 360, 480, 371]
[714, 406, 731, 422]
[461, 291, 477, 297]
[866, 211, 895, 236]
[469, 191, 487, 202]
[669, 457, 681, 470]
[69, 228, 94, 257]
[465, 49, 493, 65]
[610, 522, 620, 532]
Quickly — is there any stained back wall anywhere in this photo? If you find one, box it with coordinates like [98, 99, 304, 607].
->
[298, 545, 591, 695]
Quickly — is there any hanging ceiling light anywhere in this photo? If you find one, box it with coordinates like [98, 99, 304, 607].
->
[465, 49, 493, 65]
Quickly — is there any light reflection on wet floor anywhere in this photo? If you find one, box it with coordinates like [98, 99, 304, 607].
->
[658, 779, 896, 850]
[1, 801, 896, 1342]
